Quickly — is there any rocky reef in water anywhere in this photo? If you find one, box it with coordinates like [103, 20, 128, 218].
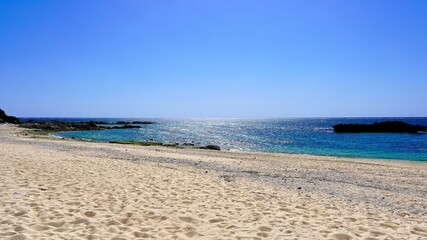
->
[18, 120, 154, 132]
[333, 121, 426, 133]
[19, 120, 106, 131]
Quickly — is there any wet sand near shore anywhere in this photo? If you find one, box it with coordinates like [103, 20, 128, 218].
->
[0, 124, 426, 239]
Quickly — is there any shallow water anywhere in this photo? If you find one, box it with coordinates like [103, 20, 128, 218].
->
[25, 117, 427, 161]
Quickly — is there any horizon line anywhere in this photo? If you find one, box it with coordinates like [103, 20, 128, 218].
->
[17, 116, 427, 119]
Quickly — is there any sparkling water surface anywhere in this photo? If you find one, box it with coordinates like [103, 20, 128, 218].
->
[26, 118, 427, 161]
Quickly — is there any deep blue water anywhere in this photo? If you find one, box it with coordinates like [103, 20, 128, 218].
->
[23, 118, 427, 161]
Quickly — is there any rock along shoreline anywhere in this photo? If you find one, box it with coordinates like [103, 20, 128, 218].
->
[1, 108, 221, 150]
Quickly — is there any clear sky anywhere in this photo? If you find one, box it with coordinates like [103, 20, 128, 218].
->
[1, 0, 426, 118]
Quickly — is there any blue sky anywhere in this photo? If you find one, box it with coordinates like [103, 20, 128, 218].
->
[1, 0, 426, 117]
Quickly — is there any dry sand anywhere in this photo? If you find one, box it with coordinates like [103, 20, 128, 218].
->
[0, 124, 426, 239]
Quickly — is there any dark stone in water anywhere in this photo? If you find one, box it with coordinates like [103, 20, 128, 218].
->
[333, 121, 426, 133]
[0, 108, 20, 124]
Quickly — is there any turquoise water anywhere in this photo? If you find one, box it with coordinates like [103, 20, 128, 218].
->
[27, 118, 427, 161]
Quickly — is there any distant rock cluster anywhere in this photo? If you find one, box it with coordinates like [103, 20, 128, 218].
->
[333, 121, 426, 133]
[19, 120, 105, 131]
[18, 120, 156, 132]
[0, 107, 157, 131]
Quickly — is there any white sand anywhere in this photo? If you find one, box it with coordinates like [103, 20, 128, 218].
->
[0, 124, 426, 239]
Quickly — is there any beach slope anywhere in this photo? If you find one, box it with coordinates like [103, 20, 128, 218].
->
[0, 124, 426, 239]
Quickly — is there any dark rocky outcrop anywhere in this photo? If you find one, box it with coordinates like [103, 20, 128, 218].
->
[0, 108, 20, 124]
[109, 140, 163, 146]
[200, 145, 221, 150]
[19, 120, 146, 132]
[333, 121, 426, 133]
[19, 120, 104, 131]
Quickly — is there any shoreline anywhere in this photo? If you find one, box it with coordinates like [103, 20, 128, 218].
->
[46, 129, 427, 164]
[1, 124, 426, 239]
[50, 131, 427, 165]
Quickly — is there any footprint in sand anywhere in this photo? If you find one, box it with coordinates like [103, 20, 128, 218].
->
[258, 226, 272, 232]
[209, 218, 224, 223]
[133, 232, 150, 238]
[46, 221, 65, 228]
[179, 216, 196, 223]
[184, 226, 199, 237]
[72, 217, 89, 224]
[14, 226, 27, 232]
[331, 233, 352, 240]
[257, 232, 269, 238]
[84, 211, 96, 217]
[13, 210, 27, 217]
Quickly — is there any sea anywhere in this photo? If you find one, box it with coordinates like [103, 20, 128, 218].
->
[22, 117, 427, 162]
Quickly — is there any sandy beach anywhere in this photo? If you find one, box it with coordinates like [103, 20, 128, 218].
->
[0, 124, 426, 240]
